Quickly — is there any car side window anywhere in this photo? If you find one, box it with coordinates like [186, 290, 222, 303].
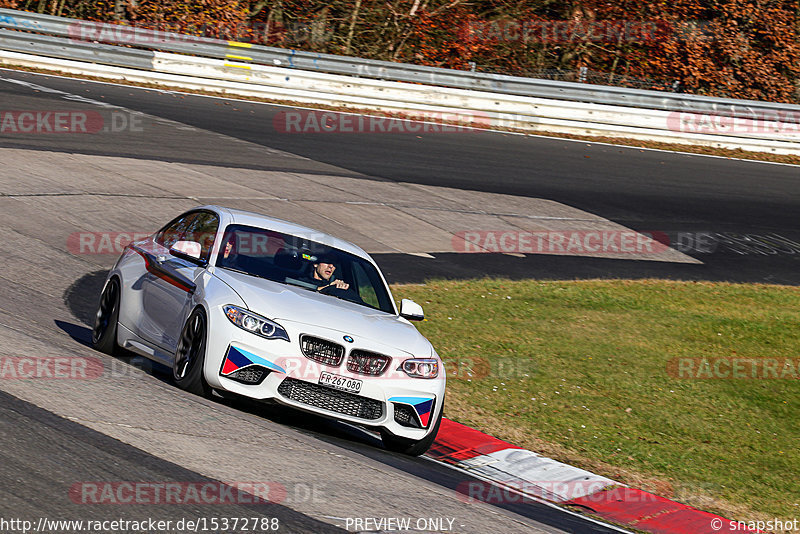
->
[155, 211, 219, 260]
[155, 213, 194, 249]
[183, 212, 219, 261]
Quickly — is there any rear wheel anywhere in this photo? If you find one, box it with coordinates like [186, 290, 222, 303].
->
[92, 278, 120, 355]
[381, 403, 444, 456]
[173, 308, 211, 397]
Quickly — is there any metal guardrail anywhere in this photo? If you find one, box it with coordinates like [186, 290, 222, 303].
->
[2, 7, 800, 122]
[0, 30, 155, 70]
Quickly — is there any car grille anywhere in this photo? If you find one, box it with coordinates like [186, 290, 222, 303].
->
[300, 335, 344, 367]
[277, 377, 384, 420]
[347, 349, 391, 376]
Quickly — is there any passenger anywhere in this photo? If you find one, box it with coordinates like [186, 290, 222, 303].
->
[218, 233, 239, 267]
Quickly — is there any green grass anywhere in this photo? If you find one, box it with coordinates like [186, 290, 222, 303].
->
[392, 279, 800, 521]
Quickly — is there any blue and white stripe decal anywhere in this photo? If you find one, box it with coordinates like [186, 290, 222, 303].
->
[221, 345, 286, 376]
[389, 396, 435, 427]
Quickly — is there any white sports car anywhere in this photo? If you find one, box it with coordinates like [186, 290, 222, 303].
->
[92, 206, 445, 455]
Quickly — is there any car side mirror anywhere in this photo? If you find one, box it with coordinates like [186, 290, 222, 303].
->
[399, 299, 424, 321]
[170, 240, 203, 263]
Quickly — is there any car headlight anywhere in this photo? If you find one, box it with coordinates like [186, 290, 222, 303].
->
[223, 305, 290, 342]
[399, 358, 439, 379]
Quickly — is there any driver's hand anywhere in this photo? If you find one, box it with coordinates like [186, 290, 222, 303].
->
[331, 280, 349, 290]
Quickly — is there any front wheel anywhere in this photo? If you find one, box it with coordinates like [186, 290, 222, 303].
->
[92, 278, 120, 355]
[381, 403, 444, 456]
[173, 308, 211, 397]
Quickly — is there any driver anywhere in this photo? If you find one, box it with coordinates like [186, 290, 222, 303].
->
[304, 252, 351, 295]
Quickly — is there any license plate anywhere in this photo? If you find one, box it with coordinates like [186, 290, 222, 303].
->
[319, 372, 362, 394]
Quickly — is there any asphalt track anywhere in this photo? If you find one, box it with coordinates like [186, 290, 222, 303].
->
[0, 389, 343, 534]
[0, 67, 798, 534]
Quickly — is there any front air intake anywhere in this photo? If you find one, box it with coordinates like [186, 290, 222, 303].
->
[278, 377, 383, 420]
[226, 366, 270, 385]
[392, 403, 422, 428]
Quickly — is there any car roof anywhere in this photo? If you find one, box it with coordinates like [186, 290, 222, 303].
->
[203, 205, 373, 262]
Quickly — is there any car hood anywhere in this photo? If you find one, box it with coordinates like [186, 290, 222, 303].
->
[213, 268, 433, 356]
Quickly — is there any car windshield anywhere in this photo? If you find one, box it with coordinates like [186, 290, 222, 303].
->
[215, 224, 395, 314]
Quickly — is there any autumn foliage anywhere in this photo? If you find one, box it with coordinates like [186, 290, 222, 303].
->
[3, 0, 799, 102]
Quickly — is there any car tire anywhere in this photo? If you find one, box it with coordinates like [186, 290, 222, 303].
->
[173, 308, 211, 397]
[92, 277, 121, 355]
[381, 402, 444, 456]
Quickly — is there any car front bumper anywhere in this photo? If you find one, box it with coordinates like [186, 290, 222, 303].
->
[203, 307, 445, 440]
